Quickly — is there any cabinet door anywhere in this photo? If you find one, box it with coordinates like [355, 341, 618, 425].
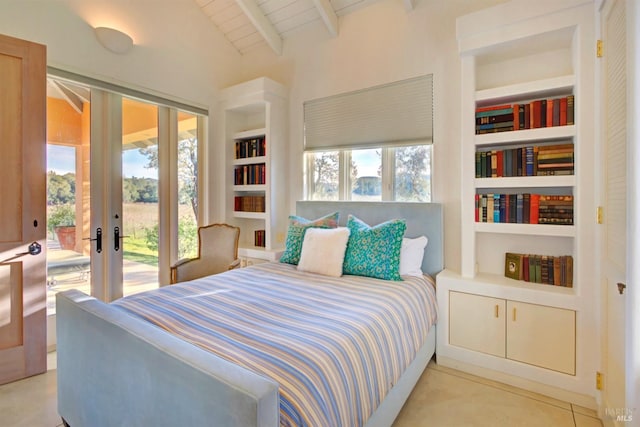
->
[506, 301, 575, 375]
[449, 292, 505, 357]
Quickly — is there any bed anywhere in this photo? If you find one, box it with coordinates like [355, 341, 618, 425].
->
[56, 201, 443, 427]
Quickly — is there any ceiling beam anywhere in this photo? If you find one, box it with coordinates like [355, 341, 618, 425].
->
[234, 0, 283, 55]
[311, 0, 338, 37]
[403, 0, 415, 12]
[49, 79, 84, 114]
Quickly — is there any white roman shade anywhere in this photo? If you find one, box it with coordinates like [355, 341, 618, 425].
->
[304, 75, 433, 150]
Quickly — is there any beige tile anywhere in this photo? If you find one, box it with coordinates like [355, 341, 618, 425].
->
[430, 361, 572, 410]
[574, 412, 604, 427]
[572, 404, 598, 418]
[0, 369, 61, 427]
[394, 367, 575, 427]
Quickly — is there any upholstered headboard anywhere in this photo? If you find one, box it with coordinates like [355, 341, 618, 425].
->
[296, 201, 444, 278]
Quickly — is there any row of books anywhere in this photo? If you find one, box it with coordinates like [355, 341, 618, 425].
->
[505, 252, 573, 287]
[234, 164, 266, 185]
[254, 230, 266, 247]
[475, 95, 575, 134]
[234, 195, 265, 213]
[476, 143, 574, 178]
[235, 137, 266, 159]
[475, 194, 574, 225]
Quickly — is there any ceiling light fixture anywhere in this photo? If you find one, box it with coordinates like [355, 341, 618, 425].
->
[95, 27, 134, 54]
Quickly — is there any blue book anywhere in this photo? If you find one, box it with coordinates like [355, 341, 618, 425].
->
[516, 194, 524, 223]
[494, 194, 501, 222]
[499, 194, 506, 223]
[525, 146, 534, 176]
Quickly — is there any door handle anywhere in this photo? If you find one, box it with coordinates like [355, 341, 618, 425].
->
[14, 241, 42, 257]
[617, 282, 626, 295]
[83, 228, 102, 253]
[113, 227, 129, 252]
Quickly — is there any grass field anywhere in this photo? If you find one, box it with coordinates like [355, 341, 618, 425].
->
[122, 202, 198, 265]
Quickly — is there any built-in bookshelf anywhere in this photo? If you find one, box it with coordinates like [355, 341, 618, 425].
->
[220, 78, 288, 263]
[437, 1, 598, 404]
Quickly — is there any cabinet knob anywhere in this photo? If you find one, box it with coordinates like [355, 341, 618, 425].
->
[617, 282, 626, 295]
[513, 307, 517, 322]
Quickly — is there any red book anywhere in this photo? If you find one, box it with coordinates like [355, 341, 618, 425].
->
[560, 97, 568, 125]
[530, 194, 540, 224]
[497, 150, 504, 177]
[523, 255, 530, 282]
[531, 100, 543, 128]
[524, 103, 531, 129]
[513, 104, 520, 130]
[546, 99, 553, 127]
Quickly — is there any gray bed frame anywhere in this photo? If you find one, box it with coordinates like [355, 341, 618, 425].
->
[57, 202, 443, 427]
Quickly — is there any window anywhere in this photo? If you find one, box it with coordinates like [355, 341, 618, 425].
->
[303, 75, 433, 202]
[305, 144, 432, 202]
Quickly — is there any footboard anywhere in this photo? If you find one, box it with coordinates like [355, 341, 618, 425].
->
[56, 290, 279, 427]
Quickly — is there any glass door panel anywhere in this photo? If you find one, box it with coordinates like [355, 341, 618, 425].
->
[177, 111, 199, 259]
[46, 80, 91, 316]
[122, 97, 159, 296]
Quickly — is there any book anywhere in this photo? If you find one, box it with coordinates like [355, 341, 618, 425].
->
[530, 194, 540, 224]
[487, 194, 494, 223]
[567, 95, 575, 125]
[505, 252, 523, 280]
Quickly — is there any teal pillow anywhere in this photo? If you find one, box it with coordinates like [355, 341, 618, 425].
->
[279, 212, 339, 265]
[343, 215, 406, 281]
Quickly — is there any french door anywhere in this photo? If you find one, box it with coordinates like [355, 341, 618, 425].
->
[89, 91, 161, 302]
[46, 78, 204, 310]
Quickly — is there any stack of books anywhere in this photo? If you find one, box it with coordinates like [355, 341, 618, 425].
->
[254, 230, 266, 247]
[475, 95, 575, 134]
[538, 195, 574, 225]
[536, 143, 574, 175]
[475, 193, 573, 225]
[235, 137, 266, 159]
[234, 195, 265, 213]
[505, 252, 573, 287]
[475, 143, 574, 178]
[234, 163, 266, 185]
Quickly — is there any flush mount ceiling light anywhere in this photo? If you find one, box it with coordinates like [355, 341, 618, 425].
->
[95, 27, 133, 54]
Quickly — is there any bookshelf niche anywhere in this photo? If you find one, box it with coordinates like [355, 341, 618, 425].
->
[220, 78, 288, 264]
[437, 1, 598, 402]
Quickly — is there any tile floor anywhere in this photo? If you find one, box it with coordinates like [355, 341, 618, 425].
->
[0, 353, 602, 427]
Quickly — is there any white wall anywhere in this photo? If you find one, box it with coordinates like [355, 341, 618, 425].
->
[0, 0, 242, 110]
[235, 0, 507, 272]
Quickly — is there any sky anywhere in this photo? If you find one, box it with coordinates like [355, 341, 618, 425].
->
[48, 145, 157, 179]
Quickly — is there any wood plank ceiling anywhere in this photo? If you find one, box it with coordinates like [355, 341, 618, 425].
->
[195, 0, 414, 55]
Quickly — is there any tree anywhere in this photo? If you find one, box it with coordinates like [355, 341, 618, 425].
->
[138, 136, 198, 219]
[47, 171, 75, 205]
[394, 146, 430, 201]
[311, 152, 359, 199]
[312, 152, 339, 199]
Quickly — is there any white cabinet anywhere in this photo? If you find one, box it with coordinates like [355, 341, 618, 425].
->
[506, 300, 575, 375]
[437, 1, 597, 403]
[219, 78, 288, 263]
[449, 291, 575, 376]
[450, 292, 505, 358]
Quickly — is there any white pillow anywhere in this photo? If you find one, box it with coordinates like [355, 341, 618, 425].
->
[399, 236, 428, 277]
[297, 227, 351, 277]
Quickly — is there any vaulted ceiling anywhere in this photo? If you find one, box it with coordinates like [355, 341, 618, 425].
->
[194, 0, 416, 55]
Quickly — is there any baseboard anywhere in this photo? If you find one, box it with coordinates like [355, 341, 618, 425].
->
[436, 355, 597, 410]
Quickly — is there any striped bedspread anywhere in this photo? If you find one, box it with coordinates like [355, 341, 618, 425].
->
[112, 262, 437, 427]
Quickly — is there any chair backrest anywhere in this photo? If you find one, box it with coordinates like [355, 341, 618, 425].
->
[198, 223, 240, 264]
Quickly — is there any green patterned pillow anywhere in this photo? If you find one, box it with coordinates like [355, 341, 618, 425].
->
[279, 212, 339, 265]
[343, 215, 406, 281]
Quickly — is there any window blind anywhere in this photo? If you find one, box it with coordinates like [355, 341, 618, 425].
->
[303, 74, 433, 151]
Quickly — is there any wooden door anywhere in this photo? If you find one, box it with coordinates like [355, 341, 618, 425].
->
[449, 291, 506, 357]
[506, 301, 575, 375]
[0, 34, 47, 384]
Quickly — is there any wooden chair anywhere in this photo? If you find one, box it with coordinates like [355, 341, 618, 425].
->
[170, 223, 240, 284]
